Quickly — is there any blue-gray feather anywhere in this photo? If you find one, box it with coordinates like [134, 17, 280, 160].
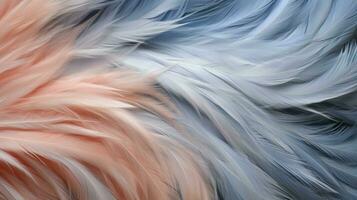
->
[61, 0, 357, 199]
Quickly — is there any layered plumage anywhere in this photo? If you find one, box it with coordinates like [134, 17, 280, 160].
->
[1, 0, 357, 199]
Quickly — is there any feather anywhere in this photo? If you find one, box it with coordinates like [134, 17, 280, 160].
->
[1, 0, 357, 199]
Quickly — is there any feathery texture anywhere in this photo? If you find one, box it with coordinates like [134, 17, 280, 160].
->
[1, 0, 357, 199]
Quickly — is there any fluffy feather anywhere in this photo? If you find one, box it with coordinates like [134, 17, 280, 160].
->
[1, 0, 357, 199]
